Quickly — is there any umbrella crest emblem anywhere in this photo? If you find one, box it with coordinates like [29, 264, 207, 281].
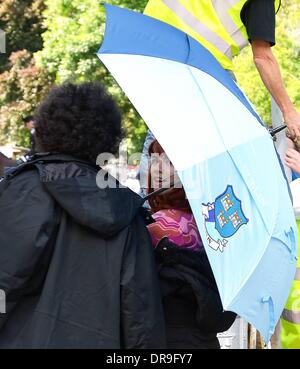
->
[202, 185, 248, 252]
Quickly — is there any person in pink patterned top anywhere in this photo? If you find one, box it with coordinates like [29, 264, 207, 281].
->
[147, 140, 203, 251]
[146, 141, 234, 350]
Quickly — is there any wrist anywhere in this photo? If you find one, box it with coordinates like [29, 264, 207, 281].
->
[282, 104, 297, 118]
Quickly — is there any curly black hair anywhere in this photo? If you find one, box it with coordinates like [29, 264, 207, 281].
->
[34, 82, 122, 163]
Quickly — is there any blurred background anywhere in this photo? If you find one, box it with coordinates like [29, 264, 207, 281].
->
[0, 0, 299, 156]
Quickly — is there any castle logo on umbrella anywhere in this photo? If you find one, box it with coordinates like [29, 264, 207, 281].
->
[202, 185, 249, 252]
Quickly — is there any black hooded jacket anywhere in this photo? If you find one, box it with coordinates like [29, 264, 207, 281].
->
[0, 154, 166, 349]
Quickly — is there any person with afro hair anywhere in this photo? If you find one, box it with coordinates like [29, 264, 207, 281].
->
[0, 82, 166, 349]
[34, 82, 122, 162]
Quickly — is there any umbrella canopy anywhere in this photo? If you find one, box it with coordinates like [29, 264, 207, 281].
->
[98, 4, 298, 342]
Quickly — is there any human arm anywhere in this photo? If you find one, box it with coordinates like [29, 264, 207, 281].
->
[241, 0, 300, 137]
[251, 40, 300, 138]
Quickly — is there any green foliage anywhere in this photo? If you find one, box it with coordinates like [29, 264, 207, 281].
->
[36, 0, 147, 83]
[35, 0, 148, 155]
[0, 0, 45, 71]
[0, 0, 50, 147]
[0, 0, 299, 154]
[275, 2, 300, 109]
[0, 50, 53, 146]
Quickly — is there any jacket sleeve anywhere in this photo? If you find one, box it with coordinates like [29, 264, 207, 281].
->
[120, 214, 166, 349]
[0, 172, 58, 329]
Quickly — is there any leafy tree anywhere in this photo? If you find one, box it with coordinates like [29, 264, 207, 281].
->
[0, 0, 49, 147]
[1, 0, 299, 153]
[37, 0, 300, 152]
[0, 50, 53, 146]
[0, 0, 45, 71]
[36, 0, 148, 155]
[36, 0, 147, 82]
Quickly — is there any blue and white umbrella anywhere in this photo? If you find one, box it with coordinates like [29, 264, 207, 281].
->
[98, 4, 298, 341]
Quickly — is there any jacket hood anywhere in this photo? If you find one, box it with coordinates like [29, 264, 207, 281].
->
[32, 156, 143, 238]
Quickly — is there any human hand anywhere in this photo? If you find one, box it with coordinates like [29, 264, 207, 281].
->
[284, 108, 300, 140]
[285, 148, 300, 175]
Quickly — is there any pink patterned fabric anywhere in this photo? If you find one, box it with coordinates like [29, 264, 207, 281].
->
[147, 209, 203, 251]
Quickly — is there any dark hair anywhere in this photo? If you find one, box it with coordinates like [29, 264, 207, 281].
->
[34, 82, 122, 163]
[147, 140, 191, 213]
[23, 115, 34, 125]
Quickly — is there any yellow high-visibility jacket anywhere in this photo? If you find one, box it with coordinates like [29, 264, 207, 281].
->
[281, 218, 300, 349]
[144, 0, 280, 71]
